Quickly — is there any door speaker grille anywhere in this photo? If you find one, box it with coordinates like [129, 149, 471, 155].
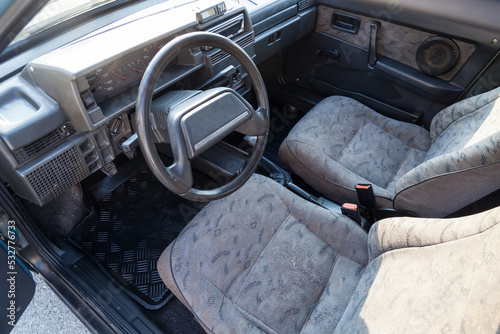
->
[416, 37, 460, 76]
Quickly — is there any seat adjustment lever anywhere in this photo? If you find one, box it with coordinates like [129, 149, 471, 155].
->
[316, 49, 340, 60]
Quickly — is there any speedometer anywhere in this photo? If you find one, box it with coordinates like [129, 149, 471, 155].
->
[111, 58, 145, 85]
[112, 66, 129, 83]
[82, 39, 167, 103]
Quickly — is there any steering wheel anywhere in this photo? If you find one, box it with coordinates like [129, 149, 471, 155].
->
[135, 32, 269, 201]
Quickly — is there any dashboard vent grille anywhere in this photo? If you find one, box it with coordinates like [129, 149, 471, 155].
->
[238, 33, 255, 48]
[298, 0, 316, 11]
[26, 146, 89, 204]
[210, 50, 229, 64]
[13, 126, 70, 164]
[209, 33, 255, 65]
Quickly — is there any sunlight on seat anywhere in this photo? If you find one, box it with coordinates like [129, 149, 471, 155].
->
[465, 97, 500, 148]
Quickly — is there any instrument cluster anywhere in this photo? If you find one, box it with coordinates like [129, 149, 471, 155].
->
[84, 40, 170, 102]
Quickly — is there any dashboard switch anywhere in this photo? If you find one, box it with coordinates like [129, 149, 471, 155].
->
[81, 91, 95, 108]
[108, 118, 123, 135]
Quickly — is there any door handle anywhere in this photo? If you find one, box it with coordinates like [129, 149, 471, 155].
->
[336, 21, 355, 31]
[332, 12, 360, 34]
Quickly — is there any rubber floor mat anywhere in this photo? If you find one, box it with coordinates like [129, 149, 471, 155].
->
[70, 167, 205, 309]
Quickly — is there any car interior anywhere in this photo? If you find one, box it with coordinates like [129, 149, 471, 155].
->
[0, 0, 499, 333]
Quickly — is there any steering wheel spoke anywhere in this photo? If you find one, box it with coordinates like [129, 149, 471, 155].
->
[235, 106, 269, 136]
[166, 160, 194, 194]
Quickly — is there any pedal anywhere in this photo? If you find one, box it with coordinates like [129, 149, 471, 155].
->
[100, 162, 118, 176]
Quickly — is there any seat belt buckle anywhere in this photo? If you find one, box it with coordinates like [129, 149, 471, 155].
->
[356, 184, 375, 207]
[341, 203, 362, 224]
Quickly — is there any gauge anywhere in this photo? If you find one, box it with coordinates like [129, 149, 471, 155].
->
[127, 58, 145, 77]
[141, 41, 167, 66]
[90, 71, 115, 99]
[141, 44, 156, 65]
[111, 58, 145, 86]
[112, 65, 130, 83]
[85, 66, 104, 87]
[141, 46, 153, 65]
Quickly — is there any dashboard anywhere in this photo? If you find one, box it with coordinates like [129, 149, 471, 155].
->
[0, 0, 316, 206]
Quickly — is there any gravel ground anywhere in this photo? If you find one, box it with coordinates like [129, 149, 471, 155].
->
[11, 273, 90, 334]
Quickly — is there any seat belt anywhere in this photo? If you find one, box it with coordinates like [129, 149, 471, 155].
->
[356, 184, 375, 207]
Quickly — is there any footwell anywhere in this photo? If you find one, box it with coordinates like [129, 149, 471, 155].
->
[70, 166, 205, 309]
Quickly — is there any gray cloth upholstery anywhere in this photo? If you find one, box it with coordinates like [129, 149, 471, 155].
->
[337, 207, 500, 333]
[159, 174, 368, 333]
[279, 87, 500, 217]
[159, 174, 500, 333]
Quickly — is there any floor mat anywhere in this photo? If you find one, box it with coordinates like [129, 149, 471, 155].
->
[70, 167, 205, 309]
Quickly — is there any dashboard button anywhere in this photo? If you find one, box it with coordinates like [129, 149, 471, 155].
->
[81, 92, 95, 108]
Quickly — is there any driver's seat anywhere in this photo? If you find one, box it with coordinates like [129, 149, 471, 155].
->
[159, 175, 500, 333]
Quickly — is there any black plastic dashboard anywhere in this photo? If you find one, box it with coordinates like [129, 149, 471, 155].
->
[0, 0, 316, 206]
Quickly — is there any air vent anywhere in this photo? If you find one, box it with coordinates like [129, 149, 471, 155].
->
[210, 50, 230, 64]
[209, 33, 255, 65]
[13, 126, 70, 164]
[298, 0, 316, 11]
[208, 14, 244, 38]
[26, 146, 89, 204]
[238, 33, 254, 48]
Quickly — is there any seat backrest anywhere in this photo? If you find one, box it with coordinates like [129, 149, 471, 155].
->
[427, 86, 500, 159]
[394, 87, 500, 217]
[334, 206, 500, 333]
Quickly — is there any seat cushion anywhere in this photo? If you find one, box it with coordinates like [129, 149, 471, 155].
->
[159, 175, 500, 333]
[335, 207, 500, 333]
[279, 96, 431, 207]
[158, 174, 368, 333]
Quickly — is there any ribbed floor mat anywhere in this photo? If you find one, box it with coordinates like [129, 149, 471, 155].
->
[70, 167, 205, 309]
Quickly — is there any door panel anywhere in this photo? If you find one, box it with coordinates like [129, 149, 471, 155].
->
[285, 0, 500, 127]
[287, 30, 444, 122]
[316, 6, 476, 82]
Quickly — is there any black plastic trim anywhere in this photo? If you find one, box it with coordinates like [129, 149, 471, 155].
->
[373, 56, 463, 102]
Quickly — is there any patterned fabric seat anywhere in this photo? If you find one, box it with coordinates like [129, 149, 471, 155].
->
[279, 87, 500, 217]
[159, 174, 500, 333]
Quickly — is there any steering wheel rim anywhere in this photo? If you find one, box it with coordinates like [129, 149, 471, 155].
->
[136, 32, 269, 201]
